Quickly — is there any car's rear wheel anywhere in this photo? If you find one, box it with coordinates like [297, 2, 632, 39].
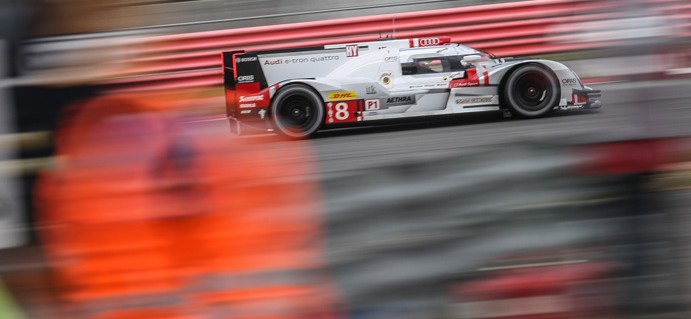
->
[503, 64, 559, 118]
[271, 84, 324, 138]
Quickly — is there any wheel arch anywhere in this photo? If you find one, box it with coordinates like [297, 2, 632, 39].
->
[272, 81, 325, 105]
[277, 79, 342, 100]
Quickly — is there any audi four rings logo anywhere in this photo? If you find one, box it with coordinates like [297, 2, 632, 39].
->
[411, 38, 443, 47]
[420, 38, 441, 46]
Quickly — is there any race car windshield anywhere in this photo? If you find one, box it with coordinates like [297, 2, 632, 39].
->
[418, 59, 445, 73]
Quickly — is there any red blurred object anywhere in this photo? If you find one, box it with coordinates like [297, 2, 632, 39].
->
[450, 263, 614, 319]
[578, 139, 679, 175]
[36, 96, 344, 318]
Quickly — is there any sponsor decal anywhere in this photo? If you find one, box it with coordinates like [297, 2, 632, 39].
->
[455, 96, 493, 104]
[562, 78, 578, 85]
[449, 68, 481, 88]
[450, 80, 480, 88]
[326, 101, 360, 124]
[239, 95, 265, 102]
[309, 55, 340, 62]
[240, 110, 252, 114]
[409, 37, 450, 47]
[384, 56, 399, 63]
[422, 83, 448, 88]
[237, 57, 258, 63]
[366, 85, 377, 94]
[365, 99, 380, 110]
[328, 91, 358, 101]
[263, 55, 341, 65]
[346, 44, 359, 57]
[386, 96, 415, 106]
[237, 75, 255, 83]
[236, 84, 270, 109]
[264, 59, 283, 65]
[285, 58, 309, 64]
[258, 109, 267, 119]
[419, 38, 441, 46]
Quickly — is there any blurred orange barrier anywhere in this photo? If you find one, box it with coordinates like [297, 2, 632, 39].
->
[103, 0, 691, 93]
[36, 96, 343, 318]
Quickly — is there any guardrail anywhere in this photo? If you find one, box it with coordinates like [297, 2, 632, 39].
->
[104, 0, 691, 93]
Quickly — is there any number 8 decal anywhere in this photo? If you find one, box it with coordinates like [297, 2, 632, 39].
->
[326, 101, 359, 124]
[334, 102, 350, 121]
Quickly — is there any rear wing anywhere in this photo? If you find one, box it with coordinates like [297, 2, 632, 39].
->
[221, 50, 244, 119]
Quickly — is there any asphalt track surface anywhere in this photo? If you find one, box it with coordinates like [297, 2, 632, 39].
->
[188, 78, 691, 176]
[310, 79, 691, 175]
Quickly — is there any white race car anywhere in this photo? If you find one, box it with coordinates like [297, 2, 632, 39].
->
[222, 37, 601, 138]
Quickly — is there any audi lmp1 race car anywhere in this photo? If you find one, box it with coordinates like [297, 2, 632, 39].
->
[222, 36, 601, 138]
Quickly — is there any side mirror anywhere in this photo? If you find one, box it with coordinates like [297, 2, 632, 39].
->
[462, 54, 483, 63]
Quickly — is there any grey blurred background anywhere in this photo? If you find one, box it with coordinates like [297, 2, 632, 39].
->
[2, 0, 691, 318]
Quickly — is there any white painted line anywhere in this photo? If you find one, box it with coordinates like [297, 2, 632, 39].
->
[478, 259, 590, 271]
[585, 80, 627, 85]
[666, 67, 691, 75]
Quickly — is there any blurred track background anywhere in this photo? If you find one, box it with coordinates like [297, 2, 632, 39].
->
[3, 0, 691, 318]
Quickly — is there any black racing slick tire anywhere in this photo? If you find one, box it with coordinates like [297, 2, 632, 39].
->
[270, 84, 325, 138]
[502, 64, 560, 118]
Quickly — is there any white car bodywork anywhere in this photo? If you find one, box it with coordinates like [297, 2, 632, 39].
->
[222, 37, 600, 135]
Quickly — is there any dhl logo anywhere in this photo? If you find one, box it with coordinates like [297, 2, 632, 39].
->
[328, 91, 358, 101]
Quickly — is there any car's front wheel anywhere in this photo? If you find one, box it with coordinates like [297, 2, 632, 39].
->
[503, 64, 559, 118]
[270, 84, 324, 138]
